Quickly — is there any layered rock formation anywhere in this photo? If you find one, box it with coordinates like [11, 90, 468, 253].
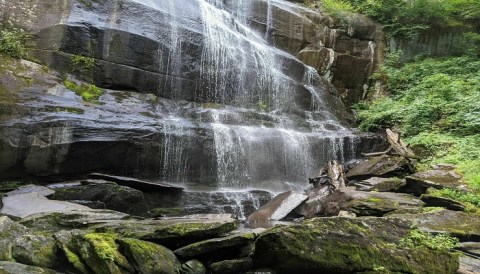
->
[0, 0, 385, 185]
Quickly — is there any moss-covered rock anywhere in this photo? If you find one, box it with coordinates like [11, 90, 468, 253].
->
[93, 214, 238, 248]
[174, 232, 256, 259]
[12, 234, 61, 269]
[71, 233, 134, 274]
[405, 169, 467, 195]
[0, 216, 29, 260]
[0, 261, 61, 274]
[117, 238, 180, 274]
[387, 210, 480, 241]
[420, 194, 466, 211]
[53, 230, 90, 274]
[253, 217, 459, 273]
[180, 260, 206, 274]
[210, 257, 253, 274]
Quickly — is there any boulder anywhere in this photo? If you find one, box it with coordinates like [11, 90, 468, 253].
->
[0, 216, 30, 260]
[346, 155, 412, 179]
[405, 169, 467, 195]
[180, 260, 206, 274]
[246, 191, 308, 222]
[387, 210, 480, 241]
[296, 187, 424, 217]
[174, 231, 257, 259]
[420, 194, 466, 211]
[93, 214, 238, 249]
[117, 238, 181, 274]
[12, 234, 61, 269]
[210, 257, 253, 274]
[69, 233, 134, 274]
[0, 186, 90, 218]
[49, 180, 145, 213]
[253, 217, 459, 273]
[20, 209, 132, 232]
[0, 261, 61, 274]
[352, 177, 406, 192]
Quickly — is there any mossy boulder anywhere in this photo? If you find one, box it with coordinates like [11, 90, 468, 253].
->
[387, 210, 480, 241]
[49, 180, 145, 213]
[12, 234, 61, 269]
[70, 233, 134, 274]
[93, 214, 238, 248]
[253, 217, 459, 273]
[174, 232, 256, 259]
[180, 260, 206, 274]
[0, 261, 61, 274]
[420, 194, 466, 211]
[118, 238, 180, 274]
[210, 257, 253, 274]
[0, 216, 29, 260]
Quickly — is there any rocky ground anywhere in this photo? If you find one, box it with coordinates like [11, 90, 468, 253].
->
[1, 154, 479, 274]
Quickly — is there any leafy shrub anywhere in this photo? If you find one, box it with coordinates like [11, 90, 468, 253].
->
[0, 28, 27, 58]
[355, 55, 480, 194]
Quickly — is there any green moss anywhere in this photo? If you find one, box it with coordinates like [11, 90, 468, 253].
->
[63, 246, 90, 274]
[0, 28, 27, 59]
[366, 198, 382, 203]
[64, 79, 104, 104]
[400, 229, 459, 251]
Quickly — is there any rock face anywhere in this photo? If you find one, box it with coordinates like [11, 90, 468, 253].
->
[346, 155, 412, 179]
[0, 0, 385, 187]
[405, 168, 467, 194]
[253, 217, 459, 273]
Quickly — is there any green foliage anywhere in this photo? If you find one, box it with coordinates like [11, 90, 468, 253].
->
[0, 28, 27, 59]
[356, 55, 480, 204]
[318, 0, 480, 38]
[71, 55, 95, 73]
[431, 188, 480, 207]
[64, 79, 104, 103]
[400, 229, 459, 251]
[451, 32, 480, 58]
[318, 0, 356, 24]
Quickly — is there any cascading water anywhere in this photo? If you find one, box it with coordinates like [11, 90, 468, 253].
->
[147, 0, 377, 218]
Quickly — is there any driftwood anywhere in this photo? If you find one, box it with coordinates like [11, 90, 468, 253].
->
[309, 160, 346, 191]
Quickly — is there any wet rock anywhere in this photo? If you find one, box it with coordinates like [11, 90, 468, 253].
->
[12, 234, 61, 269]
[0, 216, 29, 260]
[210, 257, 253, 274]
[387, 210, 480, 241]
[405, 169, 467, 195]
[118, 238, 181, 274]
[180, 259, 206, 274]
[345, 155, 412, 179]
[0, 261, 61, 274]
[88, 173, 183, 192]
[0, 185, 90, 218]
[352, 177, 406, 192]
[458, 256, 480, 274]
[93, 214, 238, 249]
[49, 180, 145, 213]
[174, 231, 257, 260]
[19, 209, 131, 232]
[253, 217, 459, 273]
[246, 191, 308, 222]
[420, 194, 466, 211]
